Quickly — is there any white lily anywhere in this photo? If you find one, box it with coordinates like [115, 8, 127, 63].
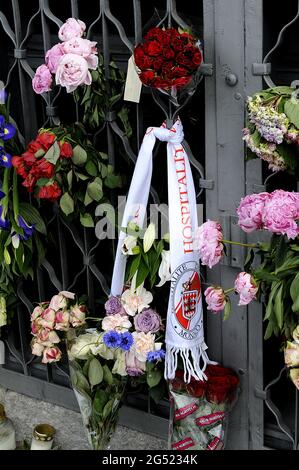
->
[143, 223, 156, 253]
[156, 250, 172, 287]
[122, 235, 137, 255]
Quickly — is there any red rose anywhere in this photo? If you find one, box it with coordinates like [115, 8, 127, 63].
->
[139, 70, 156, 86]
[162, 61, 174, 75]
[153, 77, 172, 89]
[165, 28, 180, 40]
[192, 51, 202, 67]
[206, 364, 234, 377]
[143, 40, 162, 57]
[22, 151, 36, 166]
[169, 66, 189, 78]
[171, 37, 184, 51]
[36, 132, 56, 150]
[206, 376, 233, 404]
[176, 52, 193, 68]
[27, 140, 42, 153]
[186, 379, 207, 398]
[144, 27, 164, 42]
[22, 173, 37, 192]
[12, 156, 28, 178]
[163, 47, 175, 60]
[60, 142, 73, 159]
[34, 158, 55, 178]
[38, 182, 62, 202]
[134, 45, 145, 68]
[172, 76, 191, 88]
[152, 58, 163, 71]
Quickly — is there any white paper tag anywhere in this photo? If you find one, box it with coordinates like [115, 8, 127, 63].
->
[124, 56, 142, 103]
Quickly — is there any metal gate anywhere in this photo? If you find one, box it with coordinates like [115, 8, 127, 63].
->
[0, 0, 298, 450]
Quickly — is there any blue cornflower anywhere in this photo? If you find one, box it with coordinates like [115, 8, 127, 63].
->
[0, 190, 5, 200]
[17, 215, 35, 240]
[0, 205, 10, 230]
[103, 331, 121, 349]
[0, 147, 12, 168]
[0, 115, 16, 141]
[147, 349, 166, 363]
[119, 332, 134, 351]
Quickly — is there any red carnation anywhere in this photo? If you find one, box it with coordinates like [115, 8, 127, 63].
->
[60, 142, 73, 159]
[33, 158, 55, 178]
[36, 132, 56, 151]
[12, 156, 28, 178]
[38, 182, 62, 202]
[139, 70, 156, 86]
[143, 40, 162, 57]
[22, 173, 37, 193]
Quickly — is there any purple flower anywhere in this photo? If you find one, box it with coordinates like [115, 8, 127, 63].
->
[105, 296, 125, 315]
[147, 350, 166, 363]
[18, 215, 35, 240]
[0, 115, 16, 141]
[0, 190, 5, 200]
[0, 205, 9, 230]
[0, 147, 12, 168]
[103, 330, 121, 349]
[119, 332, 133, 351]
[134, 308, 162, 333]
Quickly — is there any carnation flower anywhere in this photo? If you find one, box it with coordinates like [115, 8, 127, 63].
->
[38, 182, 62, 201]
[134, 308, 162, 333]
[234, 272, 258, 306]
[204, 286, 226, 313]
[121, 286, 153, 316]
[102, 314, 132, 332]
[194, 220, 223, 268]
[132, 331, 161, 362]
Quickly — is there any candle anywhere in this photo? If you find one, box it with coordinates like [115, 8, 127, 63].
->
[31, 424, 55, 451]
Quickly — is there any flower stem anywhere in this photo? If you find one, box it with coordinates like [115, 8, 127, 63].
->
[222, 239, 258, 248]
[1, 167, 10, 213]
[12, 169, 19, 219]
[224, 288, 235, 295]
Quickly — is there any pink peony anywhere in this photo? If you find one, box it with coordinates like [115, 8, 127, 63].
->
[55, 53, 91, 93]
[237, 192, 271, 233]
[32, 64, 53, 94]
[58, 18, 86, 42]
[204, 286, 226, 313]
[194, 220, 223, 268]
[45, 43, 65, 73]
[42, 346, 62, 363]
[234, 272, 258, 306]
[263, 190, 299, 239]
[62, 37, 98, 69]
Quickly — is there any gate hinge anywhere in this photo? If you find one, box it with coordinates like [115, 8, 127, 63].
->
[199, 178, 214, 190]
[200, 63, 213, 76]
[255, 388, 269, 400]
[252, 63, 271, 76]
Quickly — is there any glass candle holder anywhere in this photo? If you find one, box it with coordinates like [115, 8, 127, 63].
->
[30, 424, 55, 450]
[0, 404, 16, 450]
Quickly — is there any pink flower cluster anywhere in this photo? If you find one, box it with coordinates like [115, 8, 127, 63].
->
[32, 18, 98, 94]
[204, 286, 226, 313]
[31, 290, 86, 363]
[194, 220, 224, 268]
[237, 190, 299, 239]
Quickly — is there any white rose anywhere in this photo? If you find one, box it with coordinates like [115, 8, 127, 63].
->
[68, 333, 100, 360]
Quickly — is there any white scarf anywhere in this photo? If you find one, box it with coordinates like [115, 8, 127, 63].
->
[111, 119, 210, 382]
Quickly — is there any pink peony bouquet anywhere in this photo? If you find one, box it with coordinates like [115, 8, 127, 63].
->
[32, 18, 98, 94]
[30, 290, 86, 363]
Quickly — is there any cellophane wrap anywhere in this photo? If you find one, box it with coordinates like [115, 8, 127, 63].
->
[168, 364, 239, 451]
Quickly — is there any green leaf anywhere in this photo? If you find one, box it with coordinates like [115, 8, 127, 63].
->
[147, 367, 162, 388]
[85, 161, 98, 177]
[135, 258, 149, 288]
[274, 236, 289, 268]
[244, 249, 255, 272]
[273, 283, 284, 330]
[44, 141, 60, 164]
[88, 358, 103, 386]
[80, 213, 94, 228]
[253, 269, 278, 282]
[73, 145, 88, 166]
[276, 143, 296, 174]
[105, 174, 122, 189]
[93, 389, 108, 416]
[99, 152, 108, 160]
[67, 170, 73, 189]
[223, 298, 231, 321]
[87, 180, 103, 202]
[284, 98, 299, 128]
[290, 272, 299, 313]
[126, 254, 141, 282]
[264, 281, 281, 320]
[19, 203, 47, 235]
[264, 320, 274, 340]
[84, 190, 93, 206]
[60, 192, 74, 216]
[270, 86, 294, 96]
[102, 399, 113, 420]
[35, 148, 45, 158]
[103, 365, 113, 385]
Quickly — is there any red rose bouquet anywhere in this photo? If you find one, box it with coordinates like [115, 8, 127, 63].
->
[12, 124, 122, 227]
[134, 27, 202, 91]
[169, 364, 239, 450]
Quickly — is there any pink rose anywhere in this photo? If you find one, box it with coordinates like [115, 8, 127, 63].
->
[55, 53, 91, 93]
[204, 286, 226, 313]
[38, 307, 56, 329]
[62, 38, 98, 70]
[31, 340, 44, 357]
[237, 192, 271, 233]
[290, 368, 299, 391]
[284, 341, 299, 367]
[125, 350, 146, 376]
[58, 18, 86, 42]
[32, 64, 52, 94]
[36, 328, 60, 347]
[263, 190, 299, 239]
[42, 346, 62, 364]
[31, 305, 44, 321]
[55, 310, 70, 331]
[194, 220, 223, 268]
[31, 322, 39, 336]
[45, 43, 65, 73]
[234, 272, 258, 306]
[69, 305, 86, 327]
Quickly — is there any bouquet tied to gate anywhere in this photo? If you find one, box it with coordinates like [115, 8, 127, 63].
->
[169, 364, 239, 450]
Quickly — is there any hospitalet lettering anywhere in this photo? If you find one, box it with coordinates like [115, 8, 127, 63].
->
[195, 411, 225, 427]
[207, 437, 224, 451]
[172, 437, 195, 450]
[174, 402, 199, 421]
